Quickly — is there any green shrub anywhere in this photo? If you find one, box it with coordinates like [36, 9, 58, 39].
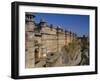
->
[63, 39, 80, 60]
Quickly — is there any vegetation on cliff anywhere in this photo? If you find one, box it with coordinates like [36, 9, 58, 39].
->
[63, 39, 81, 60]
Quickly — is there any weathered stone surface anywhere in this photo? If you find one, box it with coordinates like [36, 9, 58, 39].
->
[25, 13, 79, 68]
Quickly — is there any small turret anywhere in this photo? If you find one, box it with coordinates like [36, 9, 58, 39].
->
[39, 17, 47, 28]
[25, 12, 35, 23]
[25, 12, 36, 32]
[50, 24, 53, 30]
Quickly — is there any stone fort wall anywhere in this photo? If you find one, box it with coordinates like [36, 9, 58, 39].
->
[25, 12, 77, 68]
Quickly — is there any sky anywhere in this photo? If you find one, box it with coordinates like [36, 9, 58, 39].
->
[32, 12, 89, 37]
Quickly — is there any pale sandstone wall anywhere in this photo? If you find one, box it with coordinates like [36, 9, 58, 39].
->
[25, 13, 76, 68]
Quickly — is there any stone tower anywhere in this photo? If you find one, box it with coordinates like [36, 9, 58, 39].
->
[25, 12, 35, 68]
[25, 12, 35, 31]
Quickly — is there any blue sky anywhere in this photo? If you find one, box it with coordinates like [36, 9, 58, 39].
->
[32, 13, 89, 37]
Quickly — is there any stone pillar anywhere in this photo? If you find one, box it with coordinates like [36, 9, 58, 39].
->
[65, 30, 68, 45]
[56, 26, 59, 52]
